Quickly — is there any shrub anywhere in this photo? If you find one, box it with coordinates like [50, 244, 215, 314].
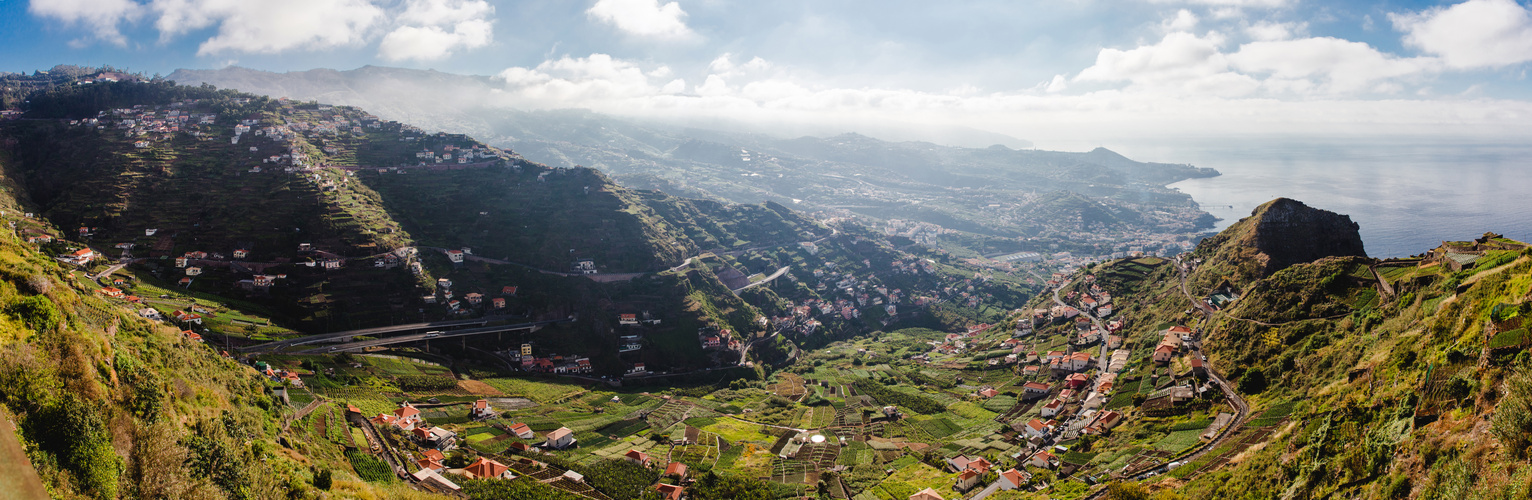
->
[7, 295, 60, 332]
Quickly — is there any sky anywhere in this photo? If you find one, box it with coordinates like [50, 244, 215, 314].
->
[4, 0, 1532, 148]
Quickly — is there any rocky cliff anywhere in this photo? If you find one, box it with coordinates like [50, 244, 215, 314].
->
[1193, 197, 1367, 287]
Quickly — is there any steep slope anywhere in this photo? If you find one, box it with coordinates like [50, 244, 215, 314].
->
[1076, 199, 1532, 499]
[0, 159, 431, 499]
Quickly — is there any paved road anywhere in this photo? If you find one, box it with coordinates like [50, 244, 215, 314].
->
[293, 318, 572, 354]
[240, 317, 492, 353]
[732, 266, 791, 293]
[91, 262, 129, 285]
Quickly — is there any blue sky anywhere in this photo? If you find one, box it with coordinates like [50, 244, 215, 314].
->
[5, 0, 1532, 146]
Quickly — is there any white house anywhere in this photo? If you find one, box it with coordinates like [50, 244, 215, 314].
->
[546, 427, 576, 449]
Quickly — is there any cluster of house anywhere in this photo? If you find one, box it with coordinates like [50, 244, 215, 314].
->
[515, 343, 593, 374]
[352, 397, 596, 493]
[930, 454, 1043, 496]
[882, 219, 953, 248]
[697, 326, 741, 352]
[59, 247, 95, 265]
[424, 278, 519, 313]
[928, 323, 994, 356]
[91, 103, 215, 144]
[618, 311, 662, 326]
[1152, 326, 1193, 365]
[413, 143, 503, 165]
[618, 449, 695, 500]
[887, 257, 938, 276]
[253, 361, 305, 388]
[172, 249, 291, 289]
[1012, 406, 1125, 449]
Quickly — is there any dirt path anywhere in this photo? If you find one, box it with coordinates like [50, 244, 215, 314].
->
[0, 413, 49, 500]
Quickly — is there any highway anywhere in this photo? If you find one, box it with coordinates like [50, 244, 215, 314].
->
[292, 318, 572, 354]
[239, 317, 494, 353]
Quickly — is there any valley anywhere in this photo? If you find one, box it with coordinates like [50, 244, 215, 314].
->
[1, 71, 1531, 500]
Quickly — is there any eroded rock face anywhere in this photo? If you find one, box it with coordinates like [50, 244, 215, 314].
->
[1247, 198, 1367, 275]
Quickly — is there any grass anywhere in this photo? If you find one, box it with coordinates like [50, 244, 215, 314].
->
[481, 377, 587, 404]
[1153, 429, 1204, 452]
[1489, 328, 1530, 350]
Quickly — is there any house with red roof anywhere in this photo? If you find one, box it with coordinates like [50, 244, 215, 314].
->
[997, 468, 1029, 490]
[623, 449, 650, 467]
[464, 457, 514, 479]
[664, 461, 689, 480]
[1021, 382, 1051, 400]
[655, 483, 684, 500]
[1065, 373, 1090, 389]
[393, 403, 422, 430]
[470, 399, 495, 420]
[955, 469, 982, 491]
[1027, 450, 1058, 469]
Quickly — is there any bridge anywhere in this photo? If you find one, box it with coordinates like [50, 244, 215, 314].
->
[292, 318, 573, 354]
[239, 317, 518, 353]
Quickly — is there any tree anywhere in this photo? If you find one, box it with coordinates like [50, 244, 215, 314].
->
[446, 450, 471, 468]
[312, 468, 333, 490]
[1238, 369, 1268, 394]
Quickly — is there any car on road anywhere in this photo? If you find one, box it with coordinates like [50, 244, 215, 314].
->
[424, 333, 440, 338]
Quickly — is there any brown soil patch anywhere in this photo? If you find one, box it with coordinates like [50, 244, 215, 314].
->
[458, 379, 506, 396]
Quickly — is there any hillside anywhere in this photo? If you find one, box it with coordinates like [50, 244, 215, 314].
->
[1066, 201, 1532, 498]
[0, 79, 1037, 373]
[165, 65, 1219, 259]
[0, 156, 442, 499]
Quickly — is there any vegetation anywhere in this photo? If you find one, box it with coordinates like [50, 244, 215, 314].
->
[852, 379, 945, 414]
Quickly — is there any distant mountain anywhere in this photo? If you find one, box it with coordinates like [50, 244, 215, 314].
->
[167, 65, 1219, 257]
[2, 78, 1034, 371]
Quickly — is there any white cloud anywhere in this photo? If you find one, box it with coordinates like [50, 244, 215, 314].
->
[495, 53, 665, 102]
[1148, 0, 1290, 7]
[1164, 9, 1199, 32]
[1074, 32, 1257, 96]
[151, 0, 384, 55]
[379, 0, 494, 61]
[28, 0, 142, 46]
[1045, 75, 1069, 93]
[586, 0, 694, 39]
[1391, 0, 1532, 69]
[473, 52, 1532, 149]
[1230, 37, 1437, 93]
[1244, 20, 1304, 41]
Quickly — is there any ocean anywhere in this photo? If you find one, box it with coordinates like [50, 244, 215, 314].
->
[1117, 137, 1532, 258]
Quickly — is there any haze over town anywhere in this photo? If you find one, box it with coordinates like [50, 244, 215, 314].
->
[7, 0, 1532, 149]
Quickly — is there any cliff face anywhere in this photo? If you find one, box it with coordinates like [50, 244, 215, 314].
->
[1193, 198, 1367, 287]
[1247, 198, 1367, 275]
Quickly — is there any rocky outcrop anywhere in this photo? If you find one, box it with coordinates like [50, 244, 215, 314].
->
[1193, 198, 1367, 286]
[1247, 198, 1367, 276]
